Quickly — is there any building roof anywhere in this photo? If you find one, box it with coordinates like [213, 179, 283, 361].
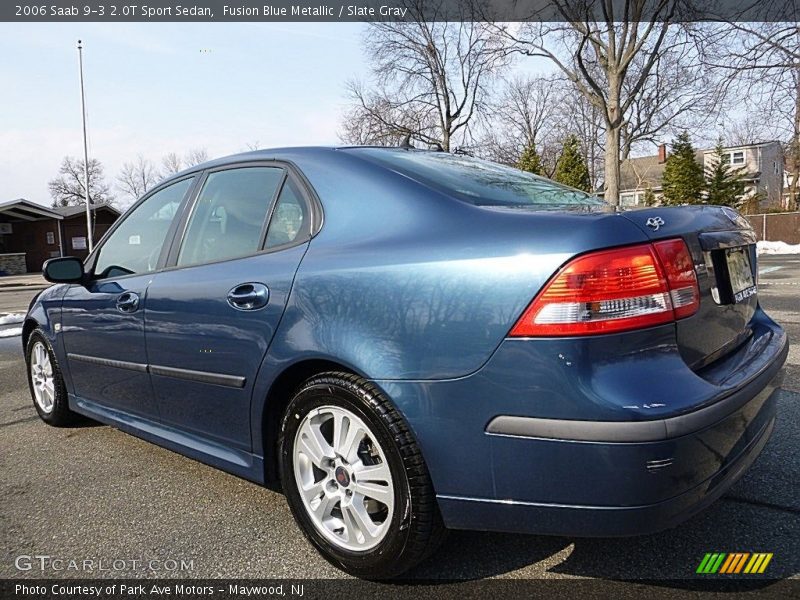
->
[0, 198, 63, 221]
[619, 150, 705, 193]
[702, 140, 781, 153]
[52, 202, 121, 218]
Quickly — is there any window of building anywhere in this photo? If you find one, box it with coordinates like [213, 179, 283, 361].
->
[46, 231, 55, 245]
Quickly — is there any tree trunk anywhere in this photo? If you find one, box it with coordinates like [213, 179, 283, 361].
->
[604, 125, 621, 205]
[604, 76, 622, 206]
[789, 67, 800, 210]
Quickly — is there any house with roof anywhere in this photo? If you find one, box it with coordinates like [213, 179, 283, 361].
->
[615, 141, 785, 212]
[0, 199, 120, 275]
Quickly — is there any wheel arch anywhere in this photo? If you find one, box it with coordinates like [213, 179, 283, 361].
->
[259, 358, 366, 488]
[22, 318, 39, 350]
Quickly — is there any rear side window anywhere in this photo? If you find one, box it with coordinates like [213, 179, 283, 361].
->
[94, 177, 193, 279]
[177, 166, 284, 267]
[265, 178, 307, 249]
[346, 148, 605, 209]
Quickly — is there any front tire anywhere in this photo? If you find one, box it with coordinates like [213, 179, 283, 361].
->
[25, 329, 80, 426]
[279, 372, 445, 579]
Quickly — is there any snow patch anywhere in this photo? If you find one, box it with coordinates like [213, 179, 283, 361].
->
[757, 241, 800, 255]
[0, 327, 23, 338]
[0, 312, 25, 325]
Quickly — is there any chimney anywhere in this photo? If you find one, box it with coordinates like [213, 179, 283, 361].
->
[658, 143, 667, 164]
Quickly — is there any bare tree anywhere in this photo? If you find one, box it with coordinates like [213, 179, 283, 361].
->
[48, 156, 114, 208]
[160, 148, 209, 178]
[340, 6, 509, 151]
[620, 38, 721, 159]
[550, 83, 606, 188]
[479, 75, 558, 169]
[706, 21, 800, 208]
[726, 114, 776, 147]
[185, 148, 209, 167]
[496, 1, 705, 204]
[477, 75, 605, 186]
[161, 152, 183, 177]
[116, 155, 159, 203]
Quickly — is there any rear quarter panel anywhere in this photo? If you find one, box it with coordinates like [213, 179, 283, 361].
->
[267, 149, 650, 380]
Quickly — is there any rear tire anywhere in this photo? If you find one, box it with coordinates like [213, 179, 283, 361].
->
[25, 329, 80, 426]
[279, 372, 445, 579]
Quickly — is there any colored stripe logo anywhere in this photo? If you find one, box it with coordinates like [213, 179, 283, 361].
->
[697, 553, 773, 574]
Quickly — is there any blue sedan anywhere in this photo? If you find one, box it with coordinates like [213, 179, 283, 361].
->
[24, 147, 787, 578]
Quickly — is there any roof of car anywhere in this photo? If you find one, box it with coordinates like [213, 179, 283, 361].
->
[169, 146, 431, 179]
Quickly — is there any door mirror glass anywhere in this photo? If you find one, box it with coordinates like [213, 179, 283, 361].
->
[43, 257, 84, 283]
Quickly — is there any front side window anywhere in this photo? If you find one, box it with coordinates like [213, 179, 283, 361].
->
[177, 166, 284, 267]
[94, 177, 193, 279]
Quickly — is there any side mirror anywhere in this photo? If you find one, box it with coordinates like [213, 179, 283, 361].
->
[43, 256, 85, 283]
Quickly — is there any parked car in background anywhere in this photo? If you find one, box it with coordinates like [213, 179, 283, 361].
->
[24, 147, 788, 578]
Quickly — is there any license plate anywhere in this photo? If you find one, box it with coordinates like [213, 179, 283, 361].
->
[726, 247, 757, 302]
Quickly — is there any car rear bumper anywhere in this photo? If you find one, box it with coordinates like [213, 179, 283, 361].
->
[378, 309, 788, 536]
[440, 383, 778, 537]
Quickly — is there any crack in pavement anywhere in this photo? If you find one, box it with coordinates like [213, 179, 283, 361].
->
[723, 495, 800, 516]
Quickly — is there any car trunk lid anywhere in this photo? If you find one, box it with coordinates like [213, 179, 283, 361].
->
[619, 206, 758, 369]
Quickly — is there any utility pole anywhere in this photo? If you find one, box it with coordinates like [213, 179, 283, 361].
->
[77, 39, 93, 252]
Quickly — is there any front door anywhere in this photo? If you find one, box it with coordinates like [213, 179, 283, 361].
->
[144, 166, 313, 452]
[61, 176, 196, 419]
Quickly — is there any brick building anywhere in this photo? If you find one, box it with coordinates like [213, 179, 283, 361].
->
[0, 199, 120, 275]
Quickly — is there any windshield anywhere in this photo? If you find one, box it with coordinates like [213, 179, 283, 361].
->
[345, 148, 605, 209]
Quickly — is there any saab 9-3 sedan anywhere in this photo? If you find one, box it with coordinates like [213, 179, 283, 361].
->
[24, 147, 787, 578]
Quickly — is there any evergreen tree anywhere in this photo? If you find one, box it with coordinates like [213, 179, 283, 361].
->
[553, 135, 591, 192]
[517, 141, 543, 175]
[705, 138, 746, 207]
[643, 185, 657, 207]
[662, 132, 705, 205]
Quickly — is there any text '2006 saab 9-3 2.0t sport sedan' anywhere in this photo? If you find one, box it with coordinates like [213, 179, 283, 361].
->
[25, 147, 788, 578]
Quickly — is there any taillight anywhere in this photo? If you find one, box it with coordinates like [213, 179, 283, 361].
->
[510, 240, 699, 337]
[652, 239, 700, 319]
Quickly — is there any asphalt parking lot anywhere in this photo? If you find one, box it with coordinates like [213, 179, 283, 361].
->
[0, 256, 798, 589]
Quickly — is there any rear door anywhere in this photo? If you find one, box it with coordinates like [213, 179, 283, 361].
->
[620, 206, 759, 368]
[60, 176, 196, 419]
[144, 163, 314, 452]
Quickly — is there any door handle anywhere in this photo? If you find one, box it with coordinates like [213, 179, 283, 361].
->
[227, 283, 269, 311]
[116, 292, 140, 313]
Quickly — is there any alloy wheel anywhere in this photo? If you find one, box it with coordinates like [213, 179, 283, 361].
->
[30, 341, 55, 414]
[292, 405, 395, 552]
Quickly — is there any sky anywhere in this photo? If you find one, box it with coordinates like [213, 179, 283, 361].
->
[1, 22, 551, 209]
[0, 22, 376, 207]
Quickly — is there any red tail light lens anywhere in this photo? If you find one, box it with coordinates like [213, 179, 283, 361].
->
[652, 239, 700, 319]
[510, 240, 699, 337]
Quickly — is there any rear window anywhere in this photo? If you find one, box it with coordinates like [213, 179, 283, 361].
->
[345, 148, 605, 209]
